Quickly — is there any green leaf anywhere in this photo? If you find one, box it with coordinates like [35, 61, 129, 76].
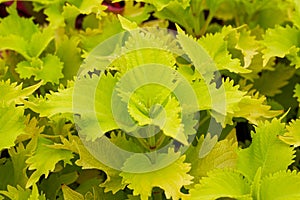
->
[16, 54, 64, 84]
[198, 31, 251, 74]
[0, 158, 14, 190]
[62, 185, 84, 200]
[278, 118, 300, 147]
[26, 137, 74, 188]
[189, 169, 252, 200]
[260, 170, 300, 199]
[186, 137, 238, 188]
[262, 25, 300, 68]
[237, 119, 295, 181]
[234, 93, 282, 125]
[71, 136, 127, 194]
[0, 5, 53, 59]
[135, 0, 190, 11]
[56, 36, 82, 83]
[235, 28, 260, 68]
[40, 171, 78, 200]
[122, 1, 153, 24]
[294, 83, 300, 104]
[0, 185, 46, 200]
[0, 104, 25, 150]
[252, 63, 296, 96]
[118, 15, 138, 30]
[0, 79, 42, 105]
[0, 185, 31, 200]
[23, 81, 73, 117]
[120, 154, 193, 200]
[8, 143, 30, 188]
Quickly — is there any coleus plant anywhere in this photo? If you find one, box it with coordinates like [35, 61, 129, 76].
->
[0, 0, 300, 200]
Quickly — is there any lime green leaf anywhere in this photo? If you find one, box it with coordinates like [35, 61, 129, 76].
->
[23, 82, 73, 117]
[79, 14, 123, 52]
[260, 170, 300, 199]
[26, 137, 74, 188]
[0, 80, 42, 105]
[95, 73, 119, 135]
[72, 136, 126, 193]
[28, 184, 46, 200]
[278, 118, 300, 147]
[235, 93, 282, 125]
[0, 6, 53, 59]
[16, 54, 64, 84]
[0, 6, 38, 41]
[62, 0, 107, 27]
[120, 154, 192, 200]
[198, 31, 251, 74]
[189, 169, 252, 200]
[252, 63, 295, 96]
[236, 29, 260, 68]
[28, 26, 54, 57]
[0, 185, 31, 200]
[8, 143, 30, 188]
[62, 185, 84, 200]
[56, 36, 82, 82]
[0, 185, 45, 200]
[262, 25, 300, 68]
[0, 104, 25, 150]
[73, 74, 118, 141]
[0, 35, 29, 59]
[122, 1, 153, 24]
[294, 84, 300, 104]
[118, 15, 138, 30]
[186, 137, 238, 188]
[44, 2, 65, 28]
[135, 0, 190, 11]
[237, 119, 295, 181]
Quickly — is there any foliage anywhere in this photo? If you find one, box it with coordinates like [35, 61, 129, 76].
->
[0, 0, 300, 199]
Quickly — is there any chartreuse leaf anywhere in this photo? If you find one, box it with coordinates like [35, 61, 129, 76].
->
[135, 0, 190, 11]
[198, 31, 250, 74]
[0, 79, 42, 105]
[16, 54, 64, 84]
[0, 5, 53, 59]
[79, 13, 123, 52]
[120, 154, 193, 200]
[26, 136, 74, 188]
[62, 185, 84, 200]
[235, 93, 282, 125]
[8, 143, 30, 188]
[278, 118, 300, 147]
[121, 1, 153, 24]
[189, 169, 252, 200]
[185, 136, 238, 188]
[252, 63, 296, 96]
[0, 104, 25, 150]
[56, 36, 82, 83]
[0, 185, 45, 200]
[68, 135, 126, 194]
[235, 28, 260, 68]
[23, 81, 73, 117]
[260, 170, 300, 199]
[237, 119, 295, 181]
[262, 25, 300, 68]
[118, 15, 138, 30]
[294, 83, 300, 104]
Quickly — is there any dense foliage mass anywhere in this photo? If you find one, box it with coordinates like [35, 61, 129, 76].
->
[0, 0, 300, 199]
